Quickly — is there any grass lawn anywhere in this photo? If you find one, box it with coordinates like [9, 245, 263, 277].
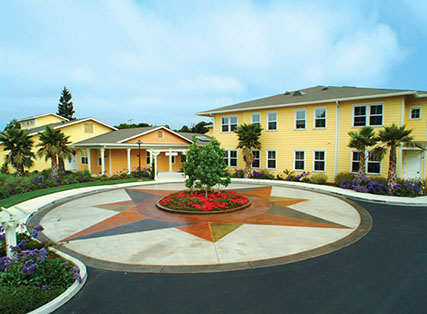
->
[0, 177, 151, 208]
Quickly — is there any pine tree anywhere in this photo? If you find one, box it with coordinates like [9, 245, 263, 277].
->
[57, 86, 75, 120]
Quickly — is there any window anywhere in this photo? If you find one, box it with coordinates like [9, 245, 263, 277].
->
[294, 150, 305, 170]
[367, 151, 381, 174]
[98, 151, 102, 166]
[409, 106, 422, 120]
[251, 113, 261, 125]
[171, 156, 175, 164]
[84, 123, 94, 133]
[146, 151, 150, 164]
[351, 151, 360, 173]
[314, 107, 327, 128]
[157, 130, 164, 139]
[81, 150, 88, 165]
[267, 112, 277, 130]
[295, 109, 306, 129]
[266, 150, 276, 169]
[353, 103, 383, 127]
[313, 150, 325, 172]
[180, 153, 186, 163]
[224, 150, 237, 167]
[250, 150, 260, 168]
[221, 116, 238, 132]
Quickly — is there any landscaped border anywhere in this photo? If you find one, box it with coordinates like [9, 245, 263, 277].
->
[28, 181, 373, 274]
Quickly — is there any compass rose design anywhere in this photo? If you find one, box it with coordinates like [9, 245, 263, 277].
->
[63, 186, 349, 243]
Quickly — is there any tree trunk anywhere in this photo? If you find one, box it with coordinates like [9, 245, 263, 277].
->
[58, 155, 65, 176]
[387, 145, 397, 194]
[51, 155, 58, 176]
[244, 161, 252, 178]
[358, 150, 366, 175]
[16, 163, 25, 178]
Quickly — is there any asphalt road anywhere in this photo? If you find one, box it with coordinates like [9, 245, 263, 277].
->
[56, 200, 427, 314]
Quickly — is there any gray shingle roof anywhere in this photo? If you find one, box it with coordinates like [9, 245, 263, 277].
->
[198, 85, 426, 115]
[73, 127, 211, 146]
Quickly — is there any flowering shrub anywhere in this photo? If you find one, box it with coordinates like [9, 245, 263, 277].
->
[339, 173, 423, 197]
[0, 225, 82, 312]
[252, 170, 275, 180]
[230, 169, 245, 178]
[159, 190, 249, 212]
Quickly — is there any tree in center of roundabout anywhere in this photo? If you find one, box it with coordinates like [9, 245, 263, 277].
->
[157, 138, 250, 213]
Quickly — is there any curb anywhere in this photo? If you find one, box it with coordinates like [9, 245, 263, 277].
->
[27, 249, 87, 314]
[230, 178, 427, 206]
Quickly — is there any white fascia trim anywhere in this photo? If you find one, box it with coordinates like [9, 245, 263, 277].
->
[18, 113, 69, 122]
[72, 143, 190, 148]
[415, 92, 427, 98]
[196, 91, 415, 116]
[56, 118, 117, 131]
[117, 126, 193, 144]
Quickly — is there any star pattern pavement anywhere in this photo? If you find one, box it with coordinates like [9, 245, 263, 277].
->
[63, 186, 349, 243]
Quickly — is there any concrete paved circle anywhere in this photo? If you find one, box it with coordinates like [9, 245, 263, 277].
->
[31, 182, 371, 273]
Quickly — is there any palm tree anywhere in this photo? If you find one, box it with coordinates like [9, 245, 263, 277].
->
[348, 126, 378, 175]
[234, 123, 263, 178]
[0, 128, 35, 177]
[37, 126, 62, 176]
[374, 124, 422, 193]
[57, 132, 75, 175]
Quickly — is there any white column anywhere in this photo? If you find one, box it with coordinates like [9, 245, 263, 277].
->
[169, 151, 173, 172]
[100, 148, 105, 174]
[127, 148, 131, 174]
[150, 151, 160, 180]
[109, 149, 112, 174]
[87, 149, 92, 173]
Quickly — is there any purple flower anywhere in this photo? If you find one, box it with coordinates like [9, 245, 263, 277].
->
[42, 285, 51, 291]
[34, 225, 44, 232]
[73, 272, 83, 283]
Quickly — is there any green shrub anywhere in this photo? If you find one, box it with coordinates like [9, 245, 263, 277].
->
[310, 173, 328, 185]
[0, 163, 9, 174]
[334, 172, 357, 186]
[373, 176, 387, 185]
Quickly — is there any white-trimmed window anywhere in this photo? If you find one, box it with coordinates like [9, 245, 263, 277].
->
[351, 151, 360, 173]
[146, 151, 150, 164]
[367, 151, 381, 174]
[81, 150, 88, 165]
[251, 113, 261, 125]
[171, 156, 175, 164]
[251, 150, 260, 169]
[313, 150, 325, 172]
[221, 115, 238, 133]
[295, 109, 306, 129]
[84, 123, 94, 134]
[294, 150, 305, 171]
[224, 150, 238, 167]
[98, 151, 102, 166]
[267, 112, 277, 131]
[409, 106, 422, 120]
[314, 107, 327, 129]
[353, 103, 383, 127]
[266, 150, 276, 169]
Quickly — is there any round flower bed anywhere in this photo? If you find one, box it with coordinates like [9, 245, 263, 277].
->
[157, 190, 251, 214]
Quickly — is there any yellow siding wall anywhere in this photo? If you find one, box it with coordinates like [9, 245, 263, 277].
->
[206, 127, 214, 137]
[21, 115, 65, 129]
[213, 95, 425, 181]
[125, 129, 190, 145]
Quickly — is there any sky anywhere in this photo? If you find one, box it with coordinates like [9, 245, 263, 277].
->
[1, 0, 427, 129]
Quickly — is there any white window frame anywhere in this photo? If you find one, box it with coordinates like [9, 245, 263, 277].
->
[266, 149, 277, 170]
[81, 150, 88, 165]
[352, 102, 384, 127]
[294, 109, 306, 130]
[251, 112, 261, 125]
[294, 150, 305, 171]
[224, 149, 238, 168]
[409, 105, 422, 120]
[266, 111, 278, 131]
[146, 151, 150, 164]
[251, 149, 260, 169]
[221, 115, 238, 133]
[366, 149, 381, 175]
[313, 107, 327, 129]
[312, 150, 326, 172]
[98, 150, 102, 166]
[350, 150, 360, 174]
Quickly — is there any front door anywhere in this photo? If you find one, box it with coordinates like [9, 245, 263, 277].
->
[402, 150, 422, 179]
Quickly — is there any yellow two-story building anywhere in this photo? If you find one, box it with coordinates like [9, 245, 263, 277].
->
[197, 86, 427, 181]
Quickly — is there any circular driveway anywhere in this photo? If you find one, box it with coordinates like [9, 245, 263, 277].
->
[33, 182, 370, 272]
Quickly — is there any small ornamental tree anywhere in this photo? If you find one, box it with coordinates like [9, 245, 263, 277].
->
[234, 123, 263, 178]
[184, 138, 230, 196]
[57, 86, 75, 120]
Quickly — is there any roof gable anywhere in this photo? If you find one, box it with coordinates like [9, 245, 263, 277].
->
[120, 126, 193, 145]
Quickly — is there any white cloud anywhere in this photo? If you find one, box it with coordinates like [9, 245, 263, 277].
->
[0, 0, 406, 128]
